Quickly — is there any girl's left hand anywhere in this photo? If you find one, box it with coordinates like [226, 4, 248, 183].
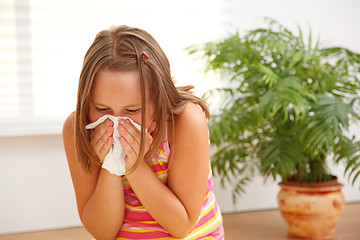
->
[118, 119, 156, 170]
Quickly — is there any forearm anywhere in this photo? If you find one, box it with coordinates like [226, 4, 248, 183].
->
[81, 169, 125, 240]
[126, 162, 197, 238]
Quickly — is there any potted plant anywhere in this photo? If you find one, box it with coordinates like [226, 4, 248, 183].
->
[188, 18, 360, 239]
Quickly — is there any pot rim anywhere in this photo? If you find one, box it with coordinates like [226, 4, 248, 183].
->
[279, 177, 343, 192]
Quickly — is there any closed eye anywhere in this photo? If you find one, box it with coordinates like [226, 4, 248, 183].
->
[127, 109, 140, 114]
[96, 107, 110, 112]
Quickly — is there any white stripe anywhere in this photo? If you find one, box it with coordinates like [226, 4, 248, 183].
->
[184, 206, 222, 240]
[125, 206, 147, 212]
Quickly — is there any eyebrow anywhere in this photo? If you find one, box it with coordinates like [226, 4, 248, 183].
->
[91, 101, 109, 108]
[92, 100, 141, 108]
[124, 104, 141, 108]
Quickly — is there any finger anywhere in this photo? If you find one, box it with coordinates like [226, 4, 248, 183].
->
[120, 127, 154, 160]
[119, 123, 140, 154]
[91, 123, 112, 150]
[119, 119, 141, 145]
[119, 120, 154, 161]
[91, 125, 113, 161]
[120, 135, 137, 167]
[91, 119, 113, 146]
[98, 136, 113, 162]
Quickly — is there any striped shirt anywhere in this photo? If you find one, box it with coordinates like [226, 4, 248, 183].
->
[117, 127, 224, 240]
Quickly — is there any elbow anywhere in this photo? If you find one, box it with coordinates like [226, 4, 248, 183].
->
[171, 233, 190, 239]
[165, 213, 200, 238]
[92, 236, 117, 240]
[88, 234, 117, 240]
[99, 236, 118, 240]
[167, 223, 195, 239]
[81, 215, 122, 240]
[83, 224, 119, 240]
[169, 229, 192, 239]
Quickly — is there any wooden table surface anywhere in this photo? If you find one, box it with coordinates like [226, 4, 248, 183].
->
[222, 202, 360, 240]
[0, 202, 359, 240]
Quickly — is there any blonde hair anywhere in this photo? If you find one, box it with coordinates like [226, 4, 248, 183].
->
[75, 25, 209, 173]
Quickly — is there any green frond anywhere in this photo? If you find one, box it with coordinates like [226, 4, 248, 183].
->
[186, 17, 360, 199]
[231, 177, 251, 204]
[259, 76, 309, 123]
[299, 94, 355, 153]
[259, 136, 306, 180]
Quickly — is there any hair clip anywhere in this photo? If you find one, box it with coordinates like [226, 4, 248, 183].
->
[142, 51, 150, 62]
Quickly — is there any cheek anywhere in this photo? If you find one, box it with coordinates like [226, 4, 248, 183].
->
[130, 115, 142, 126]
[130, 111, 153, 130]
[145, 117, 153, 130]
[88, 107, 103, 123]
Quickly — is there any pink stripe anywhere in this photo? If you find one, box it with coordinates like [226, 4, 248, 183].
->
[191, 203, 224, 239]
[151, 163, 168, 172]
[117, 228, 170, 239]
[152, 160, 166, 167]
[160, 123, 170, 157]
[124, 210, 154, 221]
[195, 201, 218, 228]
[122, 220, 163, 230]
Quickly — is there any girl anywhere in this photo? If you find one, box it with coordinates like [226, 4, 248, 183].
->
[62, 25, 224, 240]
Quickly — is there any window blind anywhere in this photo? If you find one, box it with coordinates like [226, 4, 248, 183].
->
[0, 0, 231, 136]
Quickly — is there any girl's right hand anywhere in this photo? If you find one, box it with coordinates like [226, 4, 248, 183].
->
[89, 119, 114, 163]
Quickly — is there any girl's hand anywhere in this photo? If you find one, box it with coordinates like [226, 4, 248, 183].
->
[118, 119, 156, 169]
[89, 119, 114, 164]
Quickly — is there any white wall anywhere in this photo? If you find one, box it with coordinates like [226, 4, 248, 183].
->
[0, 135, 80, 234]
[226, 0, 360, 52]
[1, 0, 360, 235]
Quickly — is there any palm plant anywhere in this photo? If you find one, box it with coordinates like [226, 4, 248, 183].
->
[188, 19, 360, 202]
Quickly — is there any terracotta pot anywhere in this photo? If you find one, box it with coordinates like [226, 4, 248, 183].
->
[277, 178, 344, 239]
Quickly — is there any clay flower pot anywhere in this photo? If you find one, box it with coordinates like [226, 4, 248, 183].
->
[277, 178, 344, 239]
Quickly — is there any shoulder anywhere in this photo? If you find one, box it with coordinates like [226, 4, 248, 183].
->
[175, 102, 208, 130]
[62, 112, 76, 155]
[168, 102, 208, 149]
[63, 112, 75, 142]
[173, 103, 208, 139]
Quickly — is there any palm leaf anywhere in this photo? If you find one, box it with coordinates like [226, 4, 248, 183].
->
[186, 17, 360, 200]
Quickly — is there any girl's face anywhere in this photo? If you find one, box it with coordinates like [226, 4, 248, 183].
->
[89, 70, 154, 129]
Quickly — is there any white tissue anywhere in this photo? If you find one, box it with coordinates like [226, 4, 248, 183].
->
[85, 115, 142, 176]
